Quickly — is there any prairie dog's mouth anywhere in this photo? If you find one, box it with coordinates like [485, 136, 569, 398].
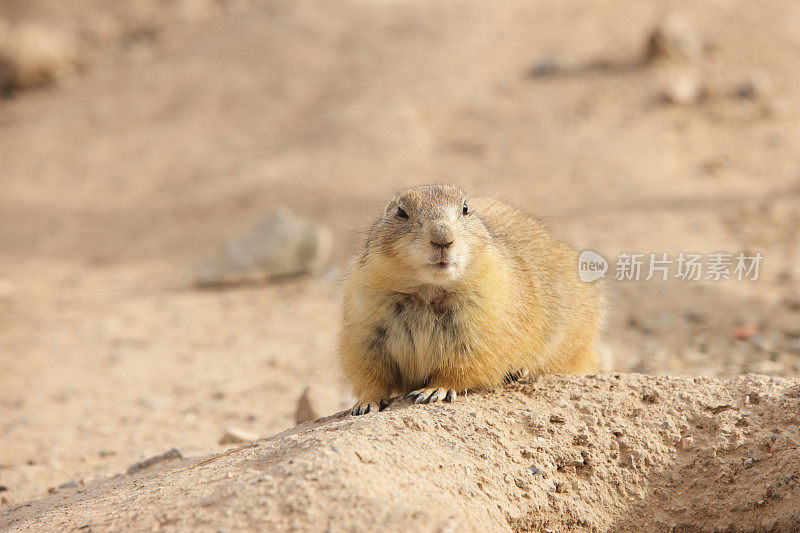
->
[428, 260, 454, 270]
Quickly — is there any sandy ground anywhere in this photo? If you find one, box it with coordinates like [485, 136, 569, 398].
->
[4, 374, 800, 531]
[1, 0, 800, 530]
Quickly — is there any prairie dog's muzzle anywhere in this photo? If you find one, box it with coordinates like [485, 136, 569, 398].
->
[429, 222, 454, 249]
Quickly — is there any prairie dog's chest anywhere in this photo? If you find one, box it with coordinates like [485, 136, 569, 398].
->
[379, 292, 470, 377]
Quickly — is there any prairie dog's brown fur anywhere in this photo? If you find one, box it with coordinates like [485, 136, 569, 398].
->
[339, 185, 605, 415]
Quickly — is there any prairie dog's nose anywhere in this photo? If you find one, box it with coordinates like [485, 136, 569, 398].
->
[430, 223, 454, 248]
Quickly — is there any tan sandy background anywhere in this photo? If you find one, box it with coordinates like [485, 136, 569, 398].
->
[1, 1, 799, 530]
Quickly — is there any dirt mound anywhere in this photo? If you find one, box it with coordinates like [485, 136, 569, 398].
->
[3, 374, 798, 532]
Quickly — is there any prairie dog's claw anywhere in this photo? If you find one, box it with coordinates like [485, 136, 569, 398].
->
[407, 387, 457, 404]
[351, 401, 380, 416]
[504, 367, 531, 383]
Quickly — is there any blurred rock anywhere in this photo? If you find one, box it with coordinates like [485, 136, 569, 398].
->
[684, 311, 707, 324]
[529, 60, 561, 77]
[218, 427, 258, 445]
[730, 72, 772, 100]
[645, 15, 703, 63]
[196, 208, 332, 287]
[295, 386, 320, 425]
[137, 396, 166, 409]
[699, 155, 731, 177]
[782, 294, 800, 312]
[732, 323, 758, 341]
[661, 76, 706, 105]
[0, 21, 83, 93]
[126, 448, 182, 475]
[759, 98, 788, 119]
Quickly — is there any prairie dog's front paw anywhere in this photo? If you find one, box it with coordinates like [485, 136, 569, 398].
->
[407, 387, 457, 404]
[351, 399, 388, 416]
[504, 367, 530, 383]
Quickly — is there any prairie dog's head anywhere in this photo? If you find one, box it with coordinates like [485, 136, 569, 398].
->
[367, 185, 489, 287]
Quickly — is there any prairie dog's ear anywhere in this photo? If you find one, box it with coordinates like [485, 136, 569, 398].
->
[383, 197, 399, 217]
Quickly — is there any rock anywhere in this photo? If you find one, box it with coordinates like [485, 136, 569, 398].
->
[699, 156, 731, 177]
[195, 208, 332, 287]
[137, 396, 167, 409]
[530, 60, 561, 77]
[0, 21, 83, 93]
[733, 323, 758, 341]
[661, 76, 706, 105]
[126, 448, 183, 475]
[219, 428, 259, 445]
[645, 15, 703, 62]
[295, 386, 320, 425]
[782, 294, 800, 312]
[731, 73, 771, 100]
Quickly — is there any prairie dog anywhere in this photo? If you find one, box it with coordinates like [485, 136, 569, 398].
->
[339, 185, 605, 415]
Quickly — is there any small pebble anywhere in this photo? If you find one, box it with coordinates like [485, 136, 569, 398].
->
[662, 76, 705, 105]
[733, 323, 758, 341]
[646, 14, 703, 62]
[731, 73, 771, 100]
[219, 428, 259, 445]
[127, 448, 183, 475]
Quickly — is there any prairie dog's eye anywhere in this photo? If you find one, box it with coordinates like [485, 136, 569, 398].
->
[462, 202, 469, 215]
[396, 206, 409, 219]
